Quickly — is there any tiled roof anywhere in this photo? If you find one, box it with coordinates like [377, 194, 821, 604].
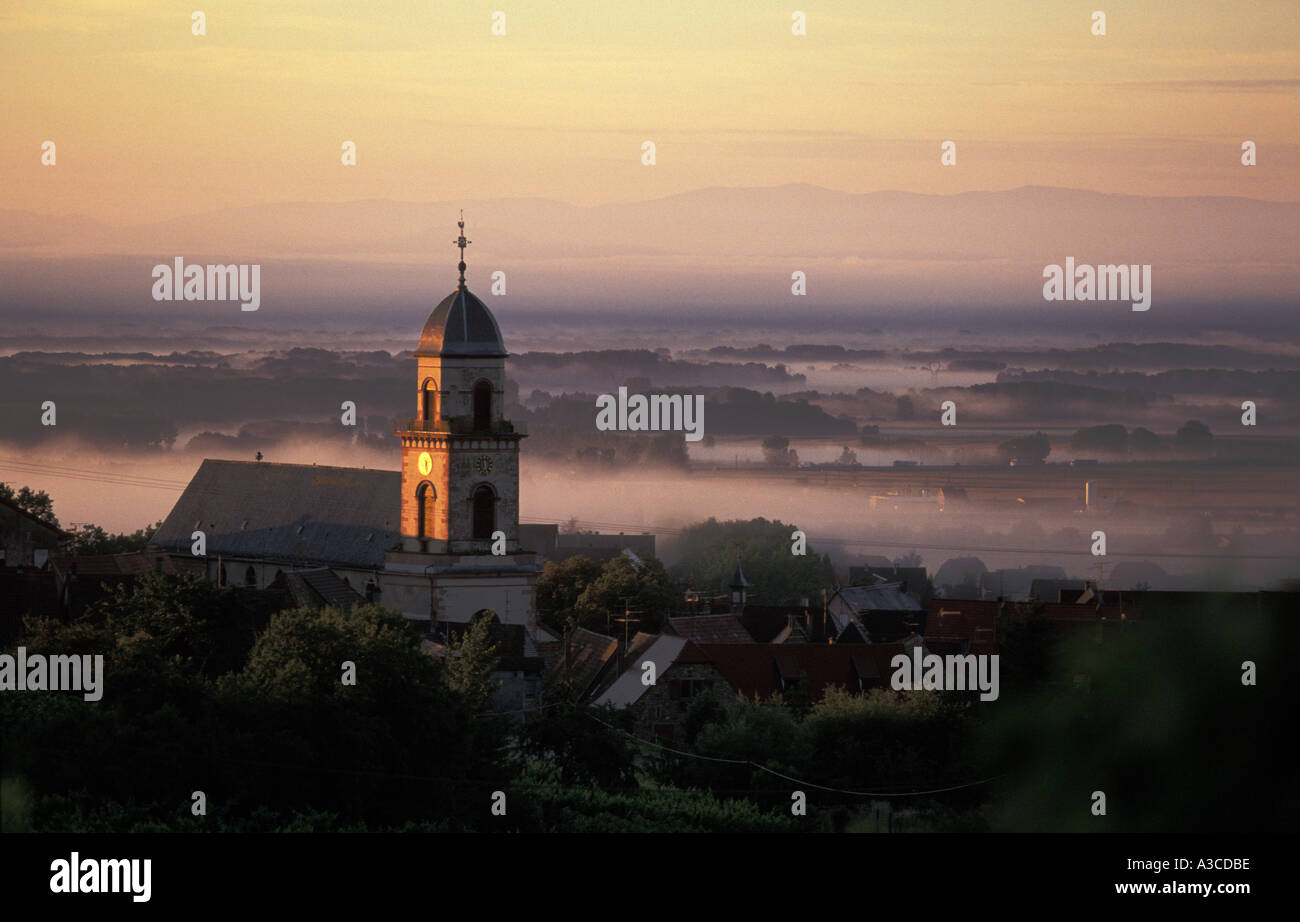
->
[151, 459, 401, 569]
[539, 627, 618, 698]
[740, 604, 809, 643]
[693, 642, 908, 701]
[285, 567, 365, 610]
[669, 614, 754, 644]
[926, 600, 1000, 644]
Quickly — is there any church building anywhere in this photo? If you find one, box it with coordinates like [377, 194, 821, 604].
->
[150, 218, 540, 630]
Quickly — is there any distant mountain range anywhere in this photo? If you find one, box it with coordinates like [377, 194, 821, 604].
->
[2, 186, 1296, 318]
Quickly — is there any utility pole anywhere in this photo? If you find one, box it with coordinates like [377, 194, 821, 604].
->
[611, 597, 644, 674]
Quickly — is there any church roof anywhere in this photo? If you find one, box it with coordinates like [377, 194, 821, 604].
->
[415, 285, 507, 357]
[151, 460, 401, 570]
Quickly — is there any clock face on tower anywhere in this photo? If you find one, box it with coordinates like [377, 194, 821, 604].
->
[474, 455, 494, 475]
[418, 451, 433, 476]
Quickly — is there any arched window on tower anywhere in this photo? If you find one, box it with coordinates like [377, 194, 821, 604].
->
[416, 482, 436, 539]
[422, 380, 437, 425]
[472, 485, 496, 541]
[472, 379, 492, 431]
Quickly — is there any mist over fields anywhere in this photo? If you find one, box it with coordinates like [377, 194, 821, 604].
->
[2, 337, 1297, 593]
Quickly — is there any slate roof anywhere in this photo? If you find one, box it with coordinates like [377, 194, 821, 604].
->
[593, 635, 687, 708]
[415, 286, 507, 357]
[151, 460, 401, 569]
[834, 583, 922, 613]
[828, 582, 921, 633]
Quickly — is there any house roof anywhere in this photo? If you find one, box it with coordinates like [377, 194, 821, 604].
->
[0, 496, 70, 539]
[926, 599, 1000, 644]
[593, 635, 688, 707]
[669, 614, 754, 644]
[834, 583, 922, 613]
[151, 459, 401, 570]
[50, 551, 202, 579]
[285, 567, 366, 610]
[739, 604, 809, 643]
[694, 642, 908, 701]
[538, 626, 618, 698]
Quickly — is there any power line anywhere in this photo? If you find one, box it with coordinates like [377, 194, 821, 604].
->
[582, 710, 1003, 798]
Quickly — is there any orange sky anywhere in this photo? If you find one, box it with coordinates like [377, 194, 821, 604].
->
[2, 0, 1297, 223]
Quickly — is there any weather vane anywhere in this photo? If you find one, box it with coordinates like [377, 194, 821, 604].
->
[454, 210, 471, 287]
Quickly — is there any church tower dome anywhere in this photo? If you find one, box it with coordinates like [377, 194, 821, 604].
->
[414, 217, 507, 357]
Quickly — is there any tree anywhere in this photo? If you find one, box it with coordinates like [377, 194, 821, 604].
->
[895, 395, 916, 421]
[71, 521, 161, 556]
[670, 517, 835, 606]
[519, 702, 637, 792]
[892, 551, 923, 569]
[1128, 426, 1161, 454]
[1069, 424, 1128, 455]
[572, 555, 680, 634]
[644, 431, 689, 468]
[836, 446, 859, 466]
[0, 483, 59, 527]
[761, 435, 798, 467]
[996, 431, 1050, 463]
[88, 572, 275, 679]
[441, 615, 500, 711]
[1174, 419, 1214, 454]
[536, 555, 606, 632]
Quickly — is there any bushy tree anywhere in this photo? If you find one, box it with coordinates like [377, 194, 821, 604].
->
[0, 482, 59, 527]
[538, 554, 680, 634]
[1069, 423, 1129, 455]
[997, 431, 1051, 463]
[70, 521, 160, 556]
[440, 614, 500, 711]
[761, 434, 798, 467]
[1174, 419, 1214, 454]
[670, 517, 835, 606]
[571, 555, 680, 633]
[519, 703, 637, 792]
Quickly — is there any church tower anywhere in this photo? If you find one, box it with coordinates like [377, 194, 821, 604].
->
[383, 216, 538, 626]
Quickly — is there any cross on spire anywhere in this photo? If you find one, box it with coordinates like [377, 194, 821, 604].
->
[453, 210, 471, 287]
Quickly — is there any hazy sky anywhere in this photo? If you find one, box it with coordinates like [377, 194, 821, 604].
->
[3, 0, 1298, 223]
